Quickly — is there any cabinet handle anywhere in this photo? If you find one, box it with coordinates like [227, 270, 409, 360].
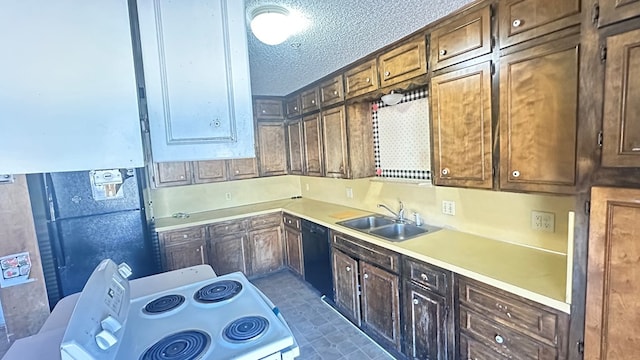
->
[199, 245, 205, 264]
[512, 170, 520, 178]
[333, 90, 338, 95]
[235, 170, 240, 174]
[311, 100, 315, 104]
[512, 19, 522, 27]
[494, 334, 504, 344]
[439, 49, 447, 56]
[183, 234, 188, 239]
[346, 266, 351, 272]
[384, 71, 391, 77]
[294, 106, 298, 111]
[420, 273, 428, 281]
[441, 168, 450, 176]
[179, 175, 185, 179]
[261, 109, 267, 113]
[413, 298, 419, 305]
[365, 77, 370, 83]
[364, 273, 369, 279]
[632, 147, 640, 151]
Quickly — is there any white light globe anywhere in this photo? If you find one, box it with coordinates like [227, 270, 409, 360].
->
[250, 6, 291, 45]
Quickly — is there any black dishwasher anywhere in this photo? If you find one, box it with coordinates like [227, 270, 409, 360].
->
[301, 219, 334, 300]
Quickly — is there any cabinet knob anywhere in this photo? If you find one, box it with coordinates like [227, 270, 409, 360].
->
[363, 273, 369, 279]
[346, 266, 351, 272]
[420, 273, 428, 281]
[512, 19, 522, 27]
[235, 170, 240, 174]
[261, 109, 267, 113]
[441, 168, 450, 176]
[333, 90, 338, 95]
[365, 77, 370, 83]
[413, 298, 419, 305]
[179, 175, 185, 179]
[294, 106, 298, 111]
[384, 71, 391, 77]
[311, 100, 315, 104]
[439, 49, 447, 56]
[512, 170, 520, 178]
[494, 334, 504, 344]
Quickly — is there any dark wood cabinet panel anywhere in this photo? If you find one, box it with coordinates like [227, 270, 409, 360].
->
[282, 213, 301, 231]
[584, 187, 640, 359]
[161, 240, 206, 271]
[286, 119, 305, 175]
[460, 333, 510, 360]
[431, 6, 492, 70]
[302, 114, 323, 176]
[257, 121, 287, 177]
[602, 28, 640, 167]
[207, 233, 247, 276]
[345, 59, 379, 99]
[332, 248, 361, 325]
[332, 232, 399, 273]
[345, 103, 376, 179]
[154, 162, 192, 187]
[193, 160, 227, 184]
[599, 0, 640, 27]
[431, 61, 493, 189]
[499, 38, 579, 194]
[378, 35, 427, 88]
[159, 226, 205, 247]
[284, 226, 303, 276]
[300, 87, 319, 114]
[285, 95, 301, 119]
[320, 75, 344, 107]
[322, 106, 348, 178]
[249, 213, 282, 231]
[403, 257, 451, 297]
[404, 281, 448, 360]
[361, 262, 401, 350]
[254, 99, 284, 120]
[498, 0, 581, 48]
[247, 227, 283, 277]
[227, 158, 258, 180]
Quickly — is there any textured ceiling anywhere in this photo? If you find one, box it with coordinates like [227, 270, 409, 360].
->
[245, 0, 474, 96]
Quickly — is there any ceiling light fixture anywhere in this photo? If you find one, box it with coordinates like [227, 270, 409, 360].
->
[381, 91, 404, 106]
[250, 5, 292, 45]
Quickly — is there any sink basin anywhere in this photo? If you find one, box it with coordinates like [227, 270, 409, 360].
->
[369, 223, 428, 241]
[338, 216, 395, 230]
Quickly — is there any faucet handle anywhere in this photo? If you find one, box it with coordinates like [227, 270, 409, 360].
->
[413, 211, 423, 226]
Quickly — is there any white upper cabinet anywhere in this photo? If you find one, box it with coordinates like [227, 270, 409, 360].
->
[0, 0, 144, 174]
[136, 0, 255, 162]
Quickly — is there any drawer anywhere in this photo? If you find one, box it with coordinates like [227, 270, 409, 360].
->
[300, 87, 319, 114]
[378, 35, 427, 87]
[319, 75, 344, 107]
[282, 213, 301, 231]
[403, 257, 450, 296]
[254, 99, 283, 119]
[344, 59, 379, 99]
[460, 333, 509, 360]
[285, 95, 301, 118]
[331, 231, 399, 273]
[208, 220, 246, 237]
[249, 213, 282, 230]
[458, 277, 567, 346]
[159, 226, 205, 247]
[431, 5, 491, 70]
[460, 307, 558, 360]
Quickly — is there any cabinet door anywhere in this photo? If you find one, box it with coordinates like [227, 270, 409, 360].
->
[284, 227, 303, 276]
[208, 233, 247, 276]
[162, 241, 206, 271]
[599, 0, 640, 27]
[602, 28, 640, 167]
[499, 38, 578, 194]
[322, 106, 348, 178]
[193, 160, 227, 183]
[247, 227, 283, 277]
[286, 119, 305, 175]
[227, 158, 258, 180]
[404, 281, 448, 360]
[431, 61, 493, 189]
[320, 75, 344, 107]
[585, 187, 640, 360]
[332, 248, 361, 325]
[257, 122, 287, 176]
[254, 99, 284, 120]
[285, 95, 301, 118]
[378, 35, 427, 88]
[303, 114, 324, 176]
[345, 59, 379, 99]
[431, 6, 491, 70]
[499, 0, 581, 48]
[154, 162, 192, 187]
[361, 262, 401, 350]
[300, 87, 319, 114]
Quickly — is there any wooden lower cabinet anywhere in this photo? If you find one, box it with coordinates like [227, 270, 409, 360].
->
[161, 240, 206, 271]
[361, 262, 401, 350]
[283, 225, 303, 276]
[247, 227, 283, 277]
[403, 281, 449, 360]
[207, 233, 247, 275]
[332, 248, 361, 325]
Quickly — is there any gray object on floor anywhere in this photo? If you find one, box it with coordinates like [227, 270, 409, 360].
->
[251, 270, 396, 360]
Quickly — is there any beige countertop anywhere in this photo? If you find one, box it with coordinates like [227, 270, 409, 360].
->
[155, 198, 570, 313]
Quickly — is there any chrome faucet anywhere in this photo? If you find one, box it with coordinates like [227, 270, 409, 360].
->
[377, 201, 405, 222]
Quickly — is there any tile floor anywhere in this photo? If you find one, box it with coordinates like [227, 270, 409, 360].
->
[251, 270, 396, 360]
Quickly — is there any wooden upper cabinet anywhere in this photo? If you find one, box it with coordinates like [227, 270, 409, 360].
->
[599, 0, 640, 27]
[193, 160, 227, 184]
[300, 87, 319, 114]
[498, 0, 581, 48]
[378, 35, 427, 88]
[499, 37, 579, 194]
[227, 158, 258, 180]
[345, 59, 379, 99]
[303, 114, 323, 176]
[154, 162, 192, 187]
[285, 95, 301, 118]
[602, 28, 640, 167]
[319, 75, 344, 107]
[431, 61, 493, 189]
[431, 5, 492, 70]
[286, 119, 305, 175]
[585, 187, 640, 360]
[322, 106, 348, 178]
[257, 121, 287, 177]
[254, 99, 284, 120]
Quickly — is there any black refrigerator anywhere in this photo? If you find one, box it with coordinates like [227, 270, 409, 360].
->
[27, 168, 160, 308]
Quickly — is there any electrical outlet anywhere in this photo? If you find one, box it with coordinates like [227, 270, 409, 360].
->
[531, 211, 555, 232]
[442, 200, 456, 216]
[346, 187, 353, 199]
[225, 192, 232, 201]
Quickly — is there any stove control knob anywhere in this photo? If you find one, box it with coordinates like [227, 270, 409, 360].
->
[95, 329, 118, 350]
[101, 316, 122, 333]
[117, 263, 132, 279]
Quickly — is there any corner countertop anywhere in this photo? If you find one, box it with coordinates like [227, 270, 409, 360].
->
[155, 198, 569, 313]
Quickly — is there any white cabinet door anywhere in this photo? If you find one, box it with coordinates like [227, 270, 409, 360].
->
[136, 0, 255, 162]
[0, 0, 144, 174]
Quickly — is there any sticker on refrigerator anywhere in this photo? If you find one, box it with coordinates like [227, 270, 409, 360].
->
[90, 169, 124, 200]
[0, 252, 35, 288]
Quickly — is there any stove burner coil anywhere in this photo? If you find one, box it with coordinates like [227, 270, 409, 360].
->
[194, 280, 242, 303]
[144, 294, 186, 314]
[140, 330, 210, 360]
[223, 316, 270, 343]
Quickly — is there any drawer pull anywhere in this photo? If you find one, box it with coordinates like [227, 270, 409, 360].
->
[364, 273, 369, 279]
[413, 298, 419, 305]
[420, 273, 428, 281]
[311, 100, 315, 104]
[346, 266, 351, 272]
[494, 335, 504, 344]
[384, 71, 391, 77]
[512, 170, 520, 178]
[183, 234, 188, 239]
[333, 90, 338, 95]
[512, 19, 522, 27]
[365, 77, 370, 83]
[441, 168, 450, 176]
[439, 49, 447, 56]
[261, 109, 267, 113]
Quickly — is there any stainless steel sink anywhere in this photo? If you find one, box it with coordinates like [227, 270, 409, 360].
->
[337, 215, 440, 242]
